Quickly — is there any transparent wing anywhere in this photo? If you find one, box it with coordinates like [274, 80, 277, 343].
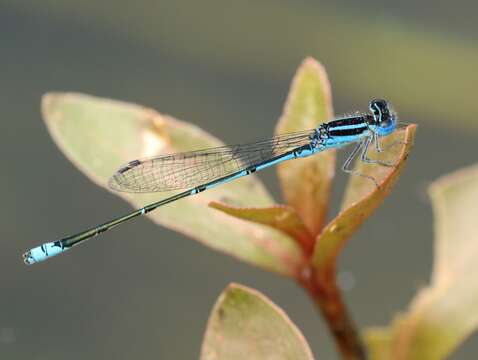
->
[108, 129, 317, 193]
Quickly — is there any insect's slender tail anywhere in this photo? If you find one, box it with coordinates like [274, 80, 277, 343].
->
[22, 189, 194, 265]
[22, 147, 311, 265]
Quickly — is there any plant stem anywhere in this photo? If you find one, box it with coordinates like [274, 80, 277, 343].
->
[299, 264, 366, 360]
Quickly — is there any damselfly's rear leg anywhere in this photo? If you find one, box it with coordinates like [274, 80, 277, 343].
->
[342, 136, 380, 187]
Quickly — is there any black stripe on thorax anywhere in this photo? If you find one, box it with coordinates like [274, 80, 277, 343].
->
[326, 115, 367, 128]
[329, 126, 368, 137]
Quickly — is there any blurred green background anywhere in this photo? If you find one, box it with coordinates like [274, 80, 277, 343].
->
[2, 1, 477, 359]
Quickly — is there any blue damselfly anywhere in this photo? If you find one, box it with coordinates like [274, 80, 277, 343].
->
[23, 99, 400, 265]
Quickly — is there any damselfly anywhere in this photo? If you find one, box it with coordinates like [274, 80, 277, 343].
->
[23, 99, 400, 265]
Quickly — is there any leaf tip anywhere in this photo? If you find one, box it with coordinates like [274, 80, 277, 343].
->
[41, 92, 58, 117]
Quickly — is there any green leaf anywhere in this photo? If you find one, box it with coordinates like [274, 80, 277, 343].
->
[209, 201, 314, 254]
[312, 125, 416, 272]
[43, 92, 304, 276]
[275, 57, 335, 236]
[200, 283, 315, 360]
[365, 164, 478, 360]
[364, 326, 395, 360]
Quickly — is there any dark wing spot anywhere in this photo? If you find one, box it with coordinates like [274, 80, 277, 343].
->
[118, 160, 142, 174]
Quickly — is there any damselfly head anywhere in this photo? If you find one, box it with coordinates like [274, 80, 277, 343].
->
[369, 99, 397, 136]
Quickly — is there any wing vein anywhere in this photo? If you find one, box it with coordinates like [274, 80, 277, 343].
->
[108, 129, 316, 193]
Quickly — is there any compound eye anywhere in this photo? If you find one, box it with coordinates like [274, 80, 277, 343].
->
[369, 99, 388, 116]
[369, 99, 391, 122]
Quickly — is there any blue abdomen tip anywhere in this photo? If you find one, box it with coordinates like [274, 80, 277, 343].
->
[23, 242, 66, 265]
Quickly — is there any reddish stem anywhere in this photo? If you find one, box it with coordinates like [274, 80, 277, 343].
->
[298, 264, 366, 360]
